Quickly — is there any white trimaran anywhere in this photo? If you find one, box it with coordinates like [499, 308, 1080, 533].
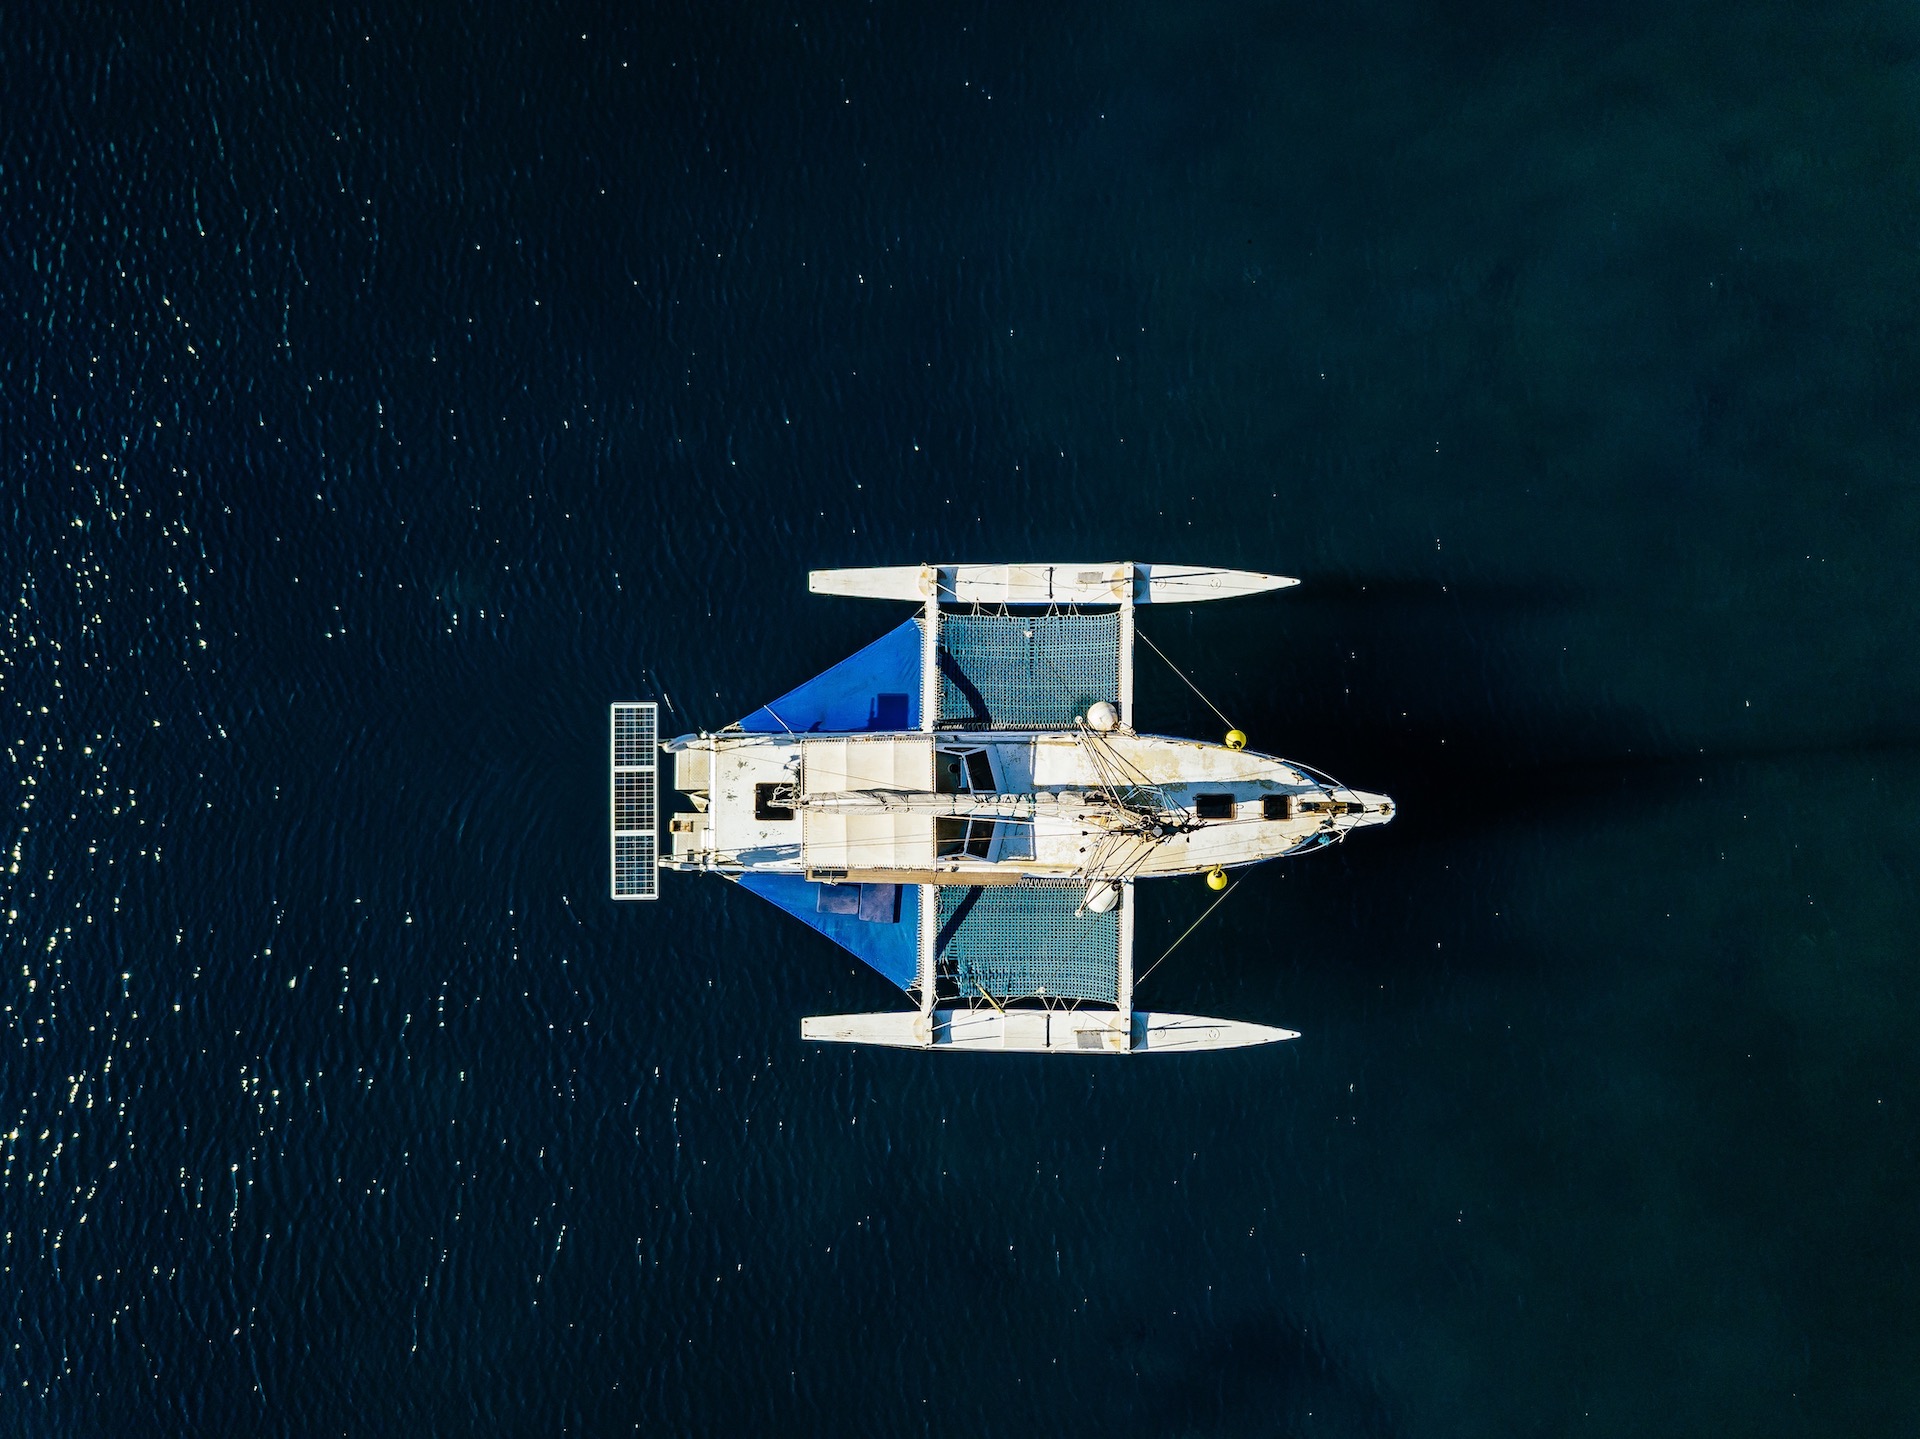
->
[612, 563, 1392, 1053]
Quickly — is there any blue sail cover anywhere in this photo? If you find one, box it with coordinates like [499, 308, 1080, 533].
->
[736, 618, 921, 733]
[735, 874, 919, 991]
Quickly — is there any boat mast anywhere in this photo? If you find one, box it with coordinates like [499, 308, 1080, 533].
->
[916, 565, 941, 1029]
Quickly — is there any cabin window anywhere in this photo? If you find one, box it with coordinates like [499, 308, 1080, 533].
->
[1195, 793, 1235, 820]
[966, 750, 996, 792]
[1263, 794, 1295, 821]
[754, 783, 795, 821]
[937, 746, 997, 794]
[936, 818, 997, 859]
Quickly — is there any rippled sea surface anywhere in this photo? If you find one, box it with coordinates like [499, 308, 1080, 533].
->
[6, 3, 1919, 1434]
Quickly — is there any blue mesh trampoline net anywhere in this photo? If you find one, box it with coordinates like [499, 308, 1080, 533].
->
[935, 881, 1119, 1003]
[936, 610, 1120, 730]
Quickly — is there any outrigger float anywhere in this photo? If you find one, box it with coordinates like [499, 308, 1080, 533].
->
[612, 564, 1392, 1054]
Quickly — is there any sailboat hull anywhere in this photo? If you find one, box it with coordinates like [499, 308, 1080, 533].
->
[799, 1009, 1299, 1053]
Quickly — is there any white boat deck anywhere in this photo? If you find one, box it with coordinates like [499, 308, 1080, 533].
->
[665, 728, 1389, 881]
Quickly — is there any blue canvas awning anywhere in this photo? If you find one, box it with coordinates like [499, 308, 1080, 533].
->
[734, 873, 919, 991]
[735, 618, 921, 734]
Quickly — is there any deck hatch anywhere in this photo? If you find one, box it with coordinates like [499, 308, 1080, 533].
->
[610, 703, 658, 900]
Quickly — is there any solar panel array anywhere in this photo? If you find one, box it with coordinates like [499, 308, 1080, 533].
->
[610, 703, 658, 900]
[936, 610, 1121, 729]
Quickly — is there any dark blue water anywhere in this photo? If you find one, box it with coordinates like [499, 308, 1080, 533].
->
[7, 3, 1919, 1433]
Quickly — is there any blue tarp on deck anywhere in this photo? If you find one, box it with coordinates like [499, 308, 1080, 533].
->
[735, 873, 919, 991]
[735, 618, 921, 734]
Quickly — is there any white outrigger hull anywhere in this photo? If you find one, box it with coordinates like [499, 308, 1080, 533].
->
[800, 1009, 1298, 1053]
[810, 562, 1298, 606]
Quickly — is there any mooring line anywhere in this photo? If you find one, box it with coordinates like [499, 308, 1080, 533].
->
[1136, 628, 1235, 730]
[1135, 879, 1242, 988]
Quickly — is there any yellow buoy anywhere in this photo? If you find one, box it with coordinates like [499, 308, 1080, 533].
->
[1224, 728, 1247, 750]
[1206, 867, 1229, 891]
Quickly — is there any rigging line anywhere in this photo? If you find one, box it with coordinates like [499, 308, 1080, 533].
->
[1078, 829, 1148, 883]
[1082, 733, 1136, 803]
[1082, 832, 1157, 889]
[1075, 730, 1128, 818]
[1079, 723, 1187, 819]
[1076, 724, 1171, 818]
[1117, 747, 1183, 811]
[1115, 833, 1163, 881]
[1290, 758, 1356, 795]
[1135, 628, 1235, 730]
[1101, 739, 1168, 804]
[1135, 880, 1243, 988]
[1077, 730, 1135, 816]
[756, 703, 799, 738]
[1112, 827, 1158, 873]
[1074, 725, 1132, 802]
